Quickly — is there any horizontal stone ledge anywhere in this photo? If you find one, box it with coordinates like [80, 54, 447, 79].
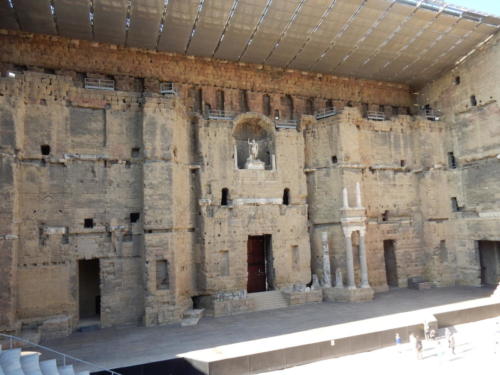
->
[0, 234, 18, 240]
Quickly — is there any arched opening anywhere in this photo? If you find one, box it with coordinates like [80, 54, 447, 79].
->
[282, 95, 294, 119]
[283, 188, 290, 205]
[233, 116, 275, 170]
[216, 89, 225, 111]
[263, 94, 271, 116]
[221, 188, 229, 206]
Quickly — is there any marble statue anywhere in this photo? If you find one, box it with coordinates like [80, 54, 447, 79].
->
[248, 139, 259, 160]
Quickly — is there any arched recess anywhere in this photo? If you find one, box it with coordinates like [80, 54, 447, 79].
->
[233, 113, 275, 170]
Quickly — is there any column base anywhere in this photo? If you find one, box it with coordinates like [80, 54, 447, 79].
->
[323, 286, 374, 303]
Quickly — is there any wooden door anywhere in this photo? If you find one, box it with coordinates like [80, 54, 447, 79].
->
[247, 236, 266, 293]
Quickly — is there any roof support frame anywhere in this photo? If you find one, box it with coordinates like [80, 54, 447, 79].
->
[308, 0, 367, 70]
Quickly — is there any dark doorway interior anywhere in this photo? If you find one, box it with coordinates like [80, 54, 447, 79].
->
[78, 259, 101, 319]
[478, 241, 500, 286]
[384, 240, 398, 287]
[247, 235, 273, 293]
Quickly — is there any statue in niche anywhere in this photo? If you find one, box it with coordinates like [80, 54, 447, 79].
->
[248, 139, 259, 161]
[245, 138, 265, 170]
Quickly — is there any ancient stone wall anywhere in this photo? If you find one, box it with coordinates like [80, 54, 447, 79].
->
[1, 27, 498, 337]
[418, 32, 500, 286]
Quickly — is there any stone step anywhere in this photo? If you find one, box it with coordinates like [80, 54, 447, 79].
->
[248, 291, 288, 312]
[181, 309, 204, 327]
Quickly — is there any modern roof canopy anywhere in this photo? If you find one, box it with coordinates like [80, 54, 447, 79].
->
[1, 0, 499, 85]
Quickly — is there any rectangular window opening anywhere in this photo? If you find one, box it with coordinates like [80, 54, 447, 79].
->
[41, 145, 51, 155]
[131, 147, 140, 158]
[448, 152, 457, 169]
[156, 260, 170, 290]
[331, 155, 338, 164]
[130, 212, 140, 223]
[84, 218, 94, 228]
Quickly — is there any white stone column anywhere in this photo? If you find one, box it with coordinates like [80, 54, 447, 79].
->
[359, 228, 370, 288]
[343, 228, 356, 289]
[342, 187, 350, 209]
[355, 182, 362, 208]
[321, 232, 332, 287]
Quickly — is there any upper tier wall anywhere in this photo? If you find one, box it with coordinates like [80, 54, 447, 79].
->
[0, 29, 412, 107]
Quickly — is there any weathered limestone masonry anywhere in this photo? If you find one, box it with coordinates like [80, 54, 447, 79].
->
[0, 29, 498, 338]
[418, 32, 500, 286]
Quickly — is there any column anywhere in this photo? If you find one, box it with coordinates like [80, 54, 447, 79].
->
[321, 232, 332, 287]
[343, 228, 356, 289]
[342, 187, 350, 209]
[355, 182, 362, 208]
[359, 229, 370, 288]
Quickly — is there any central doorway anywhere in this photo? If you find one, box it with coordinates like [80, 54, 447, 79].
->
[247, 235, 273, 293]
[478, 241, 500, 286]
[384, 240, 398, 287]
[78, 259, 101, 320]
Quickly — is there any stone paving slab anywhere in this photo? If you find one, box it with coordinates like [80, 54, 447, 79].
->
[41, 287, 493, 370]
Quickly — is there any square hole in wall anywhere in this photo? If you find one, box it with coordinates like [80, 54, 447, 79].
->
[41, 145, 51, 155]
[400, 160, 406, 167]
[84, 218, 94, 228]
[331, 155, 338, 164]
[131, 147, 140, 157]
[130, 212, 140, 223]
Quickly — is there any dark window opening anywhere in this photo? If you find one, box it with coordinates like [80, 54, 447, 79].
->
[306, 98, 314, 115]
[400, 160, 406, 167]
[274, 109, 280, 120]
[131, 147, 140, 157]
[455, 76, 460, 85]
[204, 103, 212, 116]
[216, 89, 225, 111]
[331, 155, 338, 164]
[346, 101, 353, 107]
[326, 99, 333, 109]
[392, 106, 399, 116]
[451, 197, 461, 212]
[221, 188, 229, 206]
[195, 88, 203, 113]
[424, 104, 431, 110]
[240, 90, 249, 112]
[448, 152, 457, 169]
[263, 94, 271, 116]
[379, 105, 385, 113]
[130, 212, 140, 223]
[283, 188, 290, 205]
[156, 260, 170, 290]
[470, 95, 477, 106]
[44, 68, 56, 75]
[41, 145, 51, 155]
[382, 210, 389, 222]
[84, 218, 94, 228]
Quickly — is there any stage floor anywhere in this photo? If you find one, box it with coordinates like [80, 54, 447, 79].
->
[42, 286, 493, 371]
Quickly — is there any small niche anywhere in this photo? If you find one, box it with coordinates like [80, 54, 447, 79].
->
[400, 160, 406, 167]
[130, 212, 140, 223]
[274, 109, 280, 120]
[156, 260, 170, 290]
[455, 76, 460, 85]
[221, 188, 229, 206]
[283, 188, 290, 206]
[263, 94, 271, 116]
[470, 95, 477, 106]
[331, 155, 338, 164]
[84, 218, 94, 228]
[448, 152, 457, 169]
[131, 147, 140, 158]
[41, 145, 51, 156]
[382, 210, 389, 222]
[451, 197, 460, 212]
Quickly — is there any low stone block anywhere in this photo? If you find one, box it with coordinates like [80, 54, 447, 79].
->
[323, 287, 374, 302]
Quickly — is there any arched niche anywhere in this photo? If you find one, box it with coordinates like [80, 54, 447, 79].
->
[233, 114, 275, 170]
